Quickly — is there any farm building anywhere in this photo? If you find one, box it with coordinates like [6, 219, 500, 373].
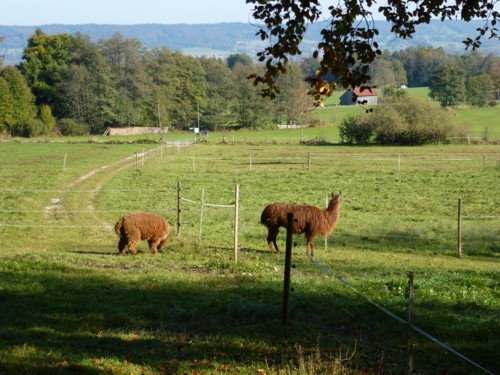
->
[340, 87, 378, 105]
[104, 127, 168, 136]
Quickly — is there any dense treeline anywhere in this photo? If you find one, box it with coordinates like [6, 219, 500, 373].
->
[0, 29, 499, 137]
[0, 29, 313, 136]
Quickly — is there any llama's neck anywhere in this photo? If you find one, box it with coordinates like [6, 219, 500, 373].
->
[322, 201, 340, 233]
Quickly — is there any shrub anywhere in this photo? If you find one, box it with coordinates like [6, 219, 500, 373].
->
[339, 96, 459, 145]
[58, 118, 89, 136]
[10, 118, 45, 137]
[338, 114, 375, 144]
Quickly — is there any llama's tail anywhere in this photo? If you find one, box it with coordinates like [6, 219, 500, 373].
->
[260, 205, 272, 226]
[114, 217, 124, 236]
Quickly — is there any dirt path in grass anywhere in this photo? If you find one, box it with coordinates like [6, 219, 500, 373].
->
[43, 145, 187, 231]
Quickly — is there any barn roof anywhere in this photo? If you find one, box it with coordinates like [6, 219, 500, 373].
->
[352, 87, 377, 96]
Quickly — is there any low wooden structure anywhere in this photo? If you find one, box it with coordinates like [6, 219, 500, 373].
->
[104, 127, 168, 136]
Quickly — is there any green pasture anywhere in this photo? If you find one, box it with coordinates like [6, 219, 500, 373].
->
[0, 140, 498, 374]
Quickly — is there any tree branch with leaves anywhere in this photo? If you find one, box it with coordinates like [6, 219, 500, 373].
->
[246, 0, 499, 101]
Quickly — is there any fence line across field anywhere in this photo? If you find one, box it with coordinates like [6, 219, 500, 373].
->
[1, 223, 113, 229]
[175, 154, 498, 162]
[175, 153, 500, 173]
[304, 254, 495, 375]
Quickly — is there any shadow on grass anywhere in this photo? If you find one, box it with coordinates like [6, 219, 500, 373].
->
[0, 263, 497, 374]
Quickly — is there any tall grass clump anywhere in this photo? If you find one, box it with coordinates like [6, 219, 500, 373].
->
[339, 95, 465, 145]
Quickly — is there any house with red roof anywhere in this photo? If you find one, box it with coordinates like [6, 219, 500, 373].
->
[339, 87, 378, 105]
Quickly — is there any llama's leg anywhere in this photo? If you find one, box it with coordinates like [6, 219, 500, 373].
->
[306, 234, 315, 257]
[118, 237, 128, 255]
[267, 227, 280, 252]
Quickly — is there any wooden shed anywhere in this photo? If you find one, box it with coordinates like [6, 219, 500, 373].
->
[340, 87, 378, 105]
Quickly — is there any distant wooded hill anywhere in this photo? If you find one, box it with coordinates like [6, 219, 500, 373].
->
[1, 20, 499, 66]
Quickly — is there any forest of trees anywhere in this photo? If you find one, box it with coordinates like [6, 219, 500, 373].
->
[0, 29, 499, 137]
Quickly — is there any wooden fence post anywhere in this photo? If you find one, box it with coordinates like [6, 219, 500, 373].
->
[198, 188, 205, 242]
[234, 184, 240, 263]
[457, 198, 462, 258]
[282, 212, 294, 326]
[408, 271, 414, 375]
[177, 181, 182, 238]
[325, 194, 328, 250]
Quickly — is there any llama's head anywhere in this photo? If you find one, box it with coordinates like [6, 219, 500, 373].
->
[328, 191, 342, 208]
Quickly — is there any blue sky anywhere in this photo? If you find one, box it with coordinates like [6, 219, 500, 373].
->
[1, 1, 346, 26]
[1, 0, 258, 25]
[4, 1, 490, 27]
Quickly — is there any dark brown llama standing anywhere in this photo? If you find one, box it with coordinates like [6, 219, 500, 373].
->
[260, 192, 342, 257]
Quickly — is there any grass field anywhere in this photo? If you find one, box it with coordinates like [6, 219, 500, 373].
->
[0, 139, 498, 374]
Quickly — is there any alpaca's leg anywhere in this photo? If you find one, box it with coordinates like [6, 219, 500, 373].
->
[128, 237, 140, 255]
[267, 227, 280, 252]
[158, 237, 168, 251]
[149, 238, 161, 254]
[118, 237, 127, 255]
[148, 240, 160, 254]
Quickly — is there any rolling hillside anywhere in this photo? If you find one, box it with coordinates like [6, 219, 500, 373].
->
[1, 19, 499, 66]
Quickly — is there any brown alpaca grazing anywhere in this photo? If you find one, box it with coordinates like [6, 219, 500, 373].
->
[114, 212, 170, 255]
[260, 192, 342, 257]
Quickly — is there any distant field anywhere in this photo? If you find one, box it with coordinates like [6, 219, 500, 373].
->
[314, 87, 500, 139]
[455, 105, 500, 140]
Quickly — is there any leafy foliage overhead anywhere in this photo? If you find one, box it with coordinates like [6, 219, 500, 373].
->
[246, 0, 499, 100]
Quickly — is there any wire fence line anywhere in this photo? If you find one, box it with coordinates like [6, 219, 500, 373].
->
[306, 254, 495, 375]
[0, 205, 497, 221]
[161, 152, 500, 175]
[1, 184, 497, 259]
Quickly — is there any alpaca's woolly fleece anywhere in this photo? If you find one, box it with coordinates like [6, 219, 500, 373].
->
[115, 212, 170, 255]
